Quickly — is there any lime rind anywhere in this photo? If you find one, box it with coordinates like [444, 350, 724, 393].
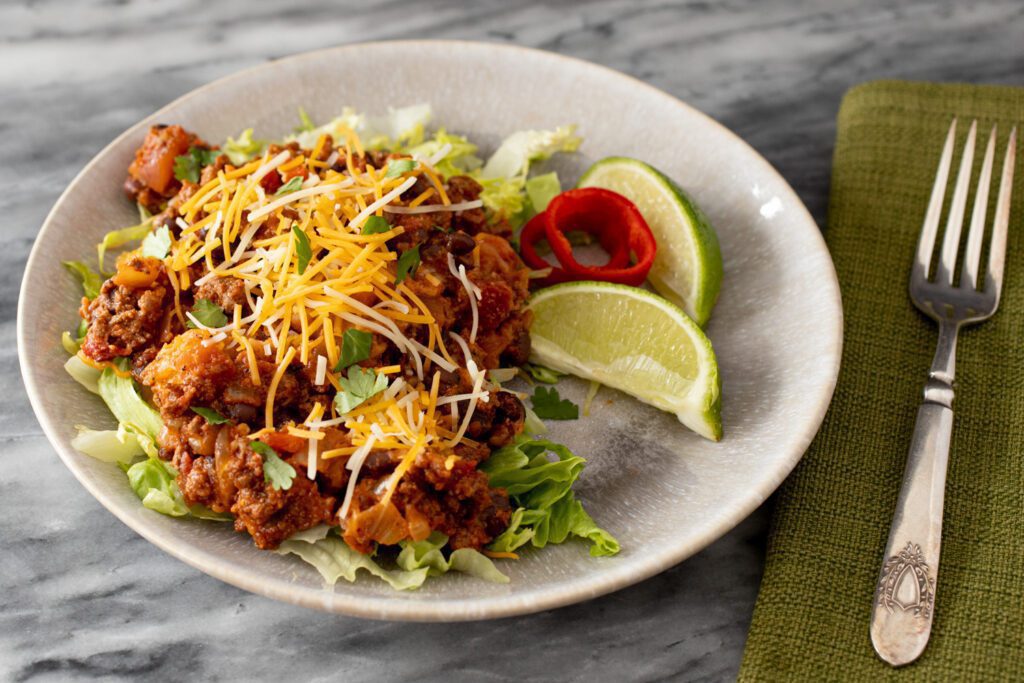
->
[576, 157, 723, 327]
[528, 281, 722, 441]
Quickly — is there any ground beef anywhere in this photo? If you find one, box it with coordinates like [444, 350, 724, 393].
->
[341, 446, 511, 553]
[193, 276, 247, 314]
[161, 416, 336, 549]
[141, 330, 328, 427]
[80, 260, 176, 363]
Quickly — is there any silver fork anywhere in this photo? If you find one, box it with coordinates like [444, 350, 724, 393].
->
[869, 119, 1017, 666]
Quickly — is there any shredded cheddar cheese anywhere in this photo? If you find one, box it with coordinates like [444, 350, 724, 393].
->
[161, 129, 495, 512]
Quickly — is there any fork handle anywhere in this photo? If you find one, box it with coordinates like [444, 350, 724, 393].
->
[870, 322, 958, 666]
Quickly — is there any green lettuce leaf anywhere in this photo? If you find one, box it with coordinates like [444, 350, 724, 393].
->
[63, 260, 104, 299]
[477, 176, 531, 220]
[286, 104, 432, 152]
[224, 128, 266, 165]
[64, 355, 101, 394]
[97, 360, 163, 457]
[406, 128, 482, 177]
[474, 125, 580, 220]
[71, 425, 144, 464]
[363, 103, 433, 150]
[61, 330, 81, 355]
[522, 404, 548, 436]
[480, 125, 580, 179]
[123, 456, 230, 521]
[396, 532, 509, 583]
[276, 529, 508, 590]
[524, 171, 562, 214]
[275, 534, 430, 591]
[96, 217, 155, 272]
[482, 436, 620, 557]
[125, 457, 188, 516]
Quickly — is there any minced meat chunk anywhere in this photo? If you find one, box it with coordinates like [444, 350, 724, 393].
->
[161, 416, 336, 549]
[80, 258, 176, 362]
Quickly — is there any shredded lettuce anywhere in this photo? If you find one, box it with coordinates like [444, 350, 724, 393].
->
[477, 176, 532, 220]
[406, 129, 482, 177]
[223, 128, 266, 166]
[482, 436, 620, 557]
[481, 125, 581, 179]
[123, 456, 231, 521]
[286, 104, 432, 152]
[287, 107, 362, 149]
[63, 260, 104, 299]
[97, 361, 163, 457]
[524, 172, 562, 214]
[364, 103, 432, 150]
[522, 404, 548, 436]
[524, 363, 565, 384]
[64, 355, 101, 394]
[61, 330, 81, 355]
[276, 528, 508, 589]
[396, 532, 509, 583]
[97, 217, 155, 272]
[275, 533, 430, 590]
[71, 425, 144, 464]
[125, 457, 186, 516]
[470, 126, 580, 221]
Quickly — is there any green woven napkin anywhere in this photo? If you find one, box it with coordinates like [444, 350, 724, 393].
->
[739, 80, 1024, 681]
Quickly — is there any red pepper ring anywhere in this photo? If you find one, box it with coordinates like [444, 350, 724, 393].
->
[543, 188, 657, 287]
[520, 208, 632, 273]
[518, 213, 579, 284]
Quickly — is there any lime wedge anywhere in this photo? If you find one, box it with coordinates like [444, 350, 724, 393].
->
[577, 157, 723, 326]
[528, 282, 722, 441]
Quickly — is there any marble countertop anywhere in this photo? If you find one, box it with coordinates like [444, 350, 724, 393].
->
[3, 1, 1021, 680]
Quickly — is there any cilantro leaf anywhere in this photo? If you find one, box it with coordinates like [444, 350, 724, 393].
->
[395, 246, 421, 285]
[275, 176, 303, 196]
[250, 440, 295, 491]
[334, 366, 389, 414]
[362, 215, 392, 235]
[292, 225, 312, 275]
[530, 386, 579, 420]
[191, 406, 231, 425]
[335, 328, 372, 371]
[186, 298, 228, 329]
[63, 260, 104, 299]
[141, 225, 172, 259]
[525, 363, 565, 384]
[173, 146, 220, 183]
[385, 158, 417, 178]
[294, 107, 316, 133]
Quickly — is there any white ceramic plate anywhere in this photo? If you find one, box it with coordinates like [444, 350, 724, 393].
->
[18, 41, 842, 621]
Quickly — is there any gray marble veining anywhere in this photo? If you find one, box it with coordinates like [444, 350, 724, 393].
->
[2, 0, 1021, 680]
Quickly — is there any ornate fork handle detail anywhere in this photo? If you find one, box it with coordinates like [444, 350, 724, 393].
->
[870, 323, 956, 666]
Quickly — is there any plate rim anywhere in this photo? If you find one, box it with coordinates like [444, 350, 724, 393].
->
[17, 39, 843, 621]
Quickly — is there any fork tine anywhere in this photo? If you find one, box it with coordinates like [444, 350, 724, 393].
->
[936, 120, 977, 285]
[961, 125, 997, 289]
[914, 119, 958, 283]
[985, 127, 1017, 297]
